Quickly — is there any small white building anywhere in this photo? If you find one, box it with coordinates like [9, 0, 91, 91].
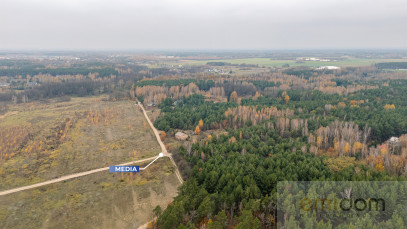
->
[175, 132, 189, 141]
[317, 66, 340, 70]
[389, 137, 400, 144]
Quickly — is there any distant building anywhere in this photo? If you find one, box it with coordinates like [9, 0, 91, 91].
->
[175, 132, 189, 141]
[389, 137, 400, 144]
[388, 137, 401, 154]
[317, 66, 340, 70]
[0, 83, 9, 87]
[305, 57, 320, 61]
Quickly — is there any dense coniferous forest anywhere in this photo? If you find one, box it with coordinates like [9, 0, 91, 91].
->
[148, 76, 407, 228]
[156, 122, 405, 228]
[154, 95, 237, 131]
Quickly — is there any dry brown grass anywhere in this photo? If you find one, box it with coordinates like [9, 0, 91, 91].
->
[0, 96, 160, 190]
[0, 158, 179, 229]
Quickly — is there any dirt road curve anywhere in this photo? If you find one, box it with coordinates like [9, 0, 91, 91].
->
[136, 102, 184, 184]
[135, 102, 184, 229]
[0, 156, 157, 196]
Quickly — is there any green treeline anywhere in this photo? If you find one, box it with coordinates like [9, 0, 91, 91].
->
[154, 95, 237, 132]
[136, 79, 215, 91]
[0, 67, 118, 77]
[376, 62, 407, 69]
[249, 81, 281, 90]
[0, 80, 112, 102]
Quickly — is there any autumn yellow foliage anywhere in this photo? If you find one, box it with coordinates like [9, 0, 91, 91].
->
[338, 102, 346, 108]
[229, 136, 236, 143]
[375, 156, 385, 172]
[344, 142, 350, 154]
[384, 104, 396, 110]
[284, 94, 290, 104]
[207, 134, 212, 141]
[324, 157, 356, 172]
[198, 119, 204, 129]
[352, 142, 363, 153]
[230, 91, 238, 103]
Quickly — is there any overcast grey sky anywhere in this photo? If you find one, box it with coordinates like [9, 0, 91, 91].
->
[1, 0, 406, 50]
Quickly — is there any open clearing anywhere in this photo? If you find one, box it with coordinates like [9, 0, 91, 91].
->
[0, 97, 160, 190]
[0, 157, 179, 229]
[0, 97, 179, 228]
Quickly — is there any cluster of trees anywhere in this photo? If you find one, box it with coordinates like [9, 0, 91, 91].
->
[232, 90, 407, 177]
[241, 81, 407, 143]
[376, 62, 407, 69]
[135, 79, 215, 91]
[316, 84, 379, 95]
[0, 80, 113, 103]
[156, 123, 402, 228]
[249, 81, 280, 90]
[86, 107, 118, 125]
[0, 126, 29, 161]
[0, 67, 118, 78]
[216, 80, 257, 97]
[135, 80, 260, 106]
[361, 135, 407, 176]
[247, 65, 388, 97]
[154, 95, 237, 132]
[154, 79, 407, 145]
[224, 106, 294, 128]
[0, 117, 76, 162]
[325, 82, 407, 143]
[208, 87, 225, 99]
[307, 120, 370, 157]
[283, 68, 327, 79]
[135, 82, 202, 106]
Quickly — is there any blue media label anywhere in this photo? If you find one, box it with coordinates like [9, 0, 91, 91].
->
[109, 166, 140, 172]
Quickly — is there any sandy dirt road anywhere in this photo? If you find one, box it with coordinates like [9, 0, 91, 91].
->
[0, 156, 157, 196]
[135, 102, 184, 184]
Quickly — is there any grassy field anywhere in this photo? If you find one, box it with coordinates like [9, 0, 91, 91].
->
[0, 157, 179, 229]
[160, 57, 407, 68]
[0, 97, 160, 190]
